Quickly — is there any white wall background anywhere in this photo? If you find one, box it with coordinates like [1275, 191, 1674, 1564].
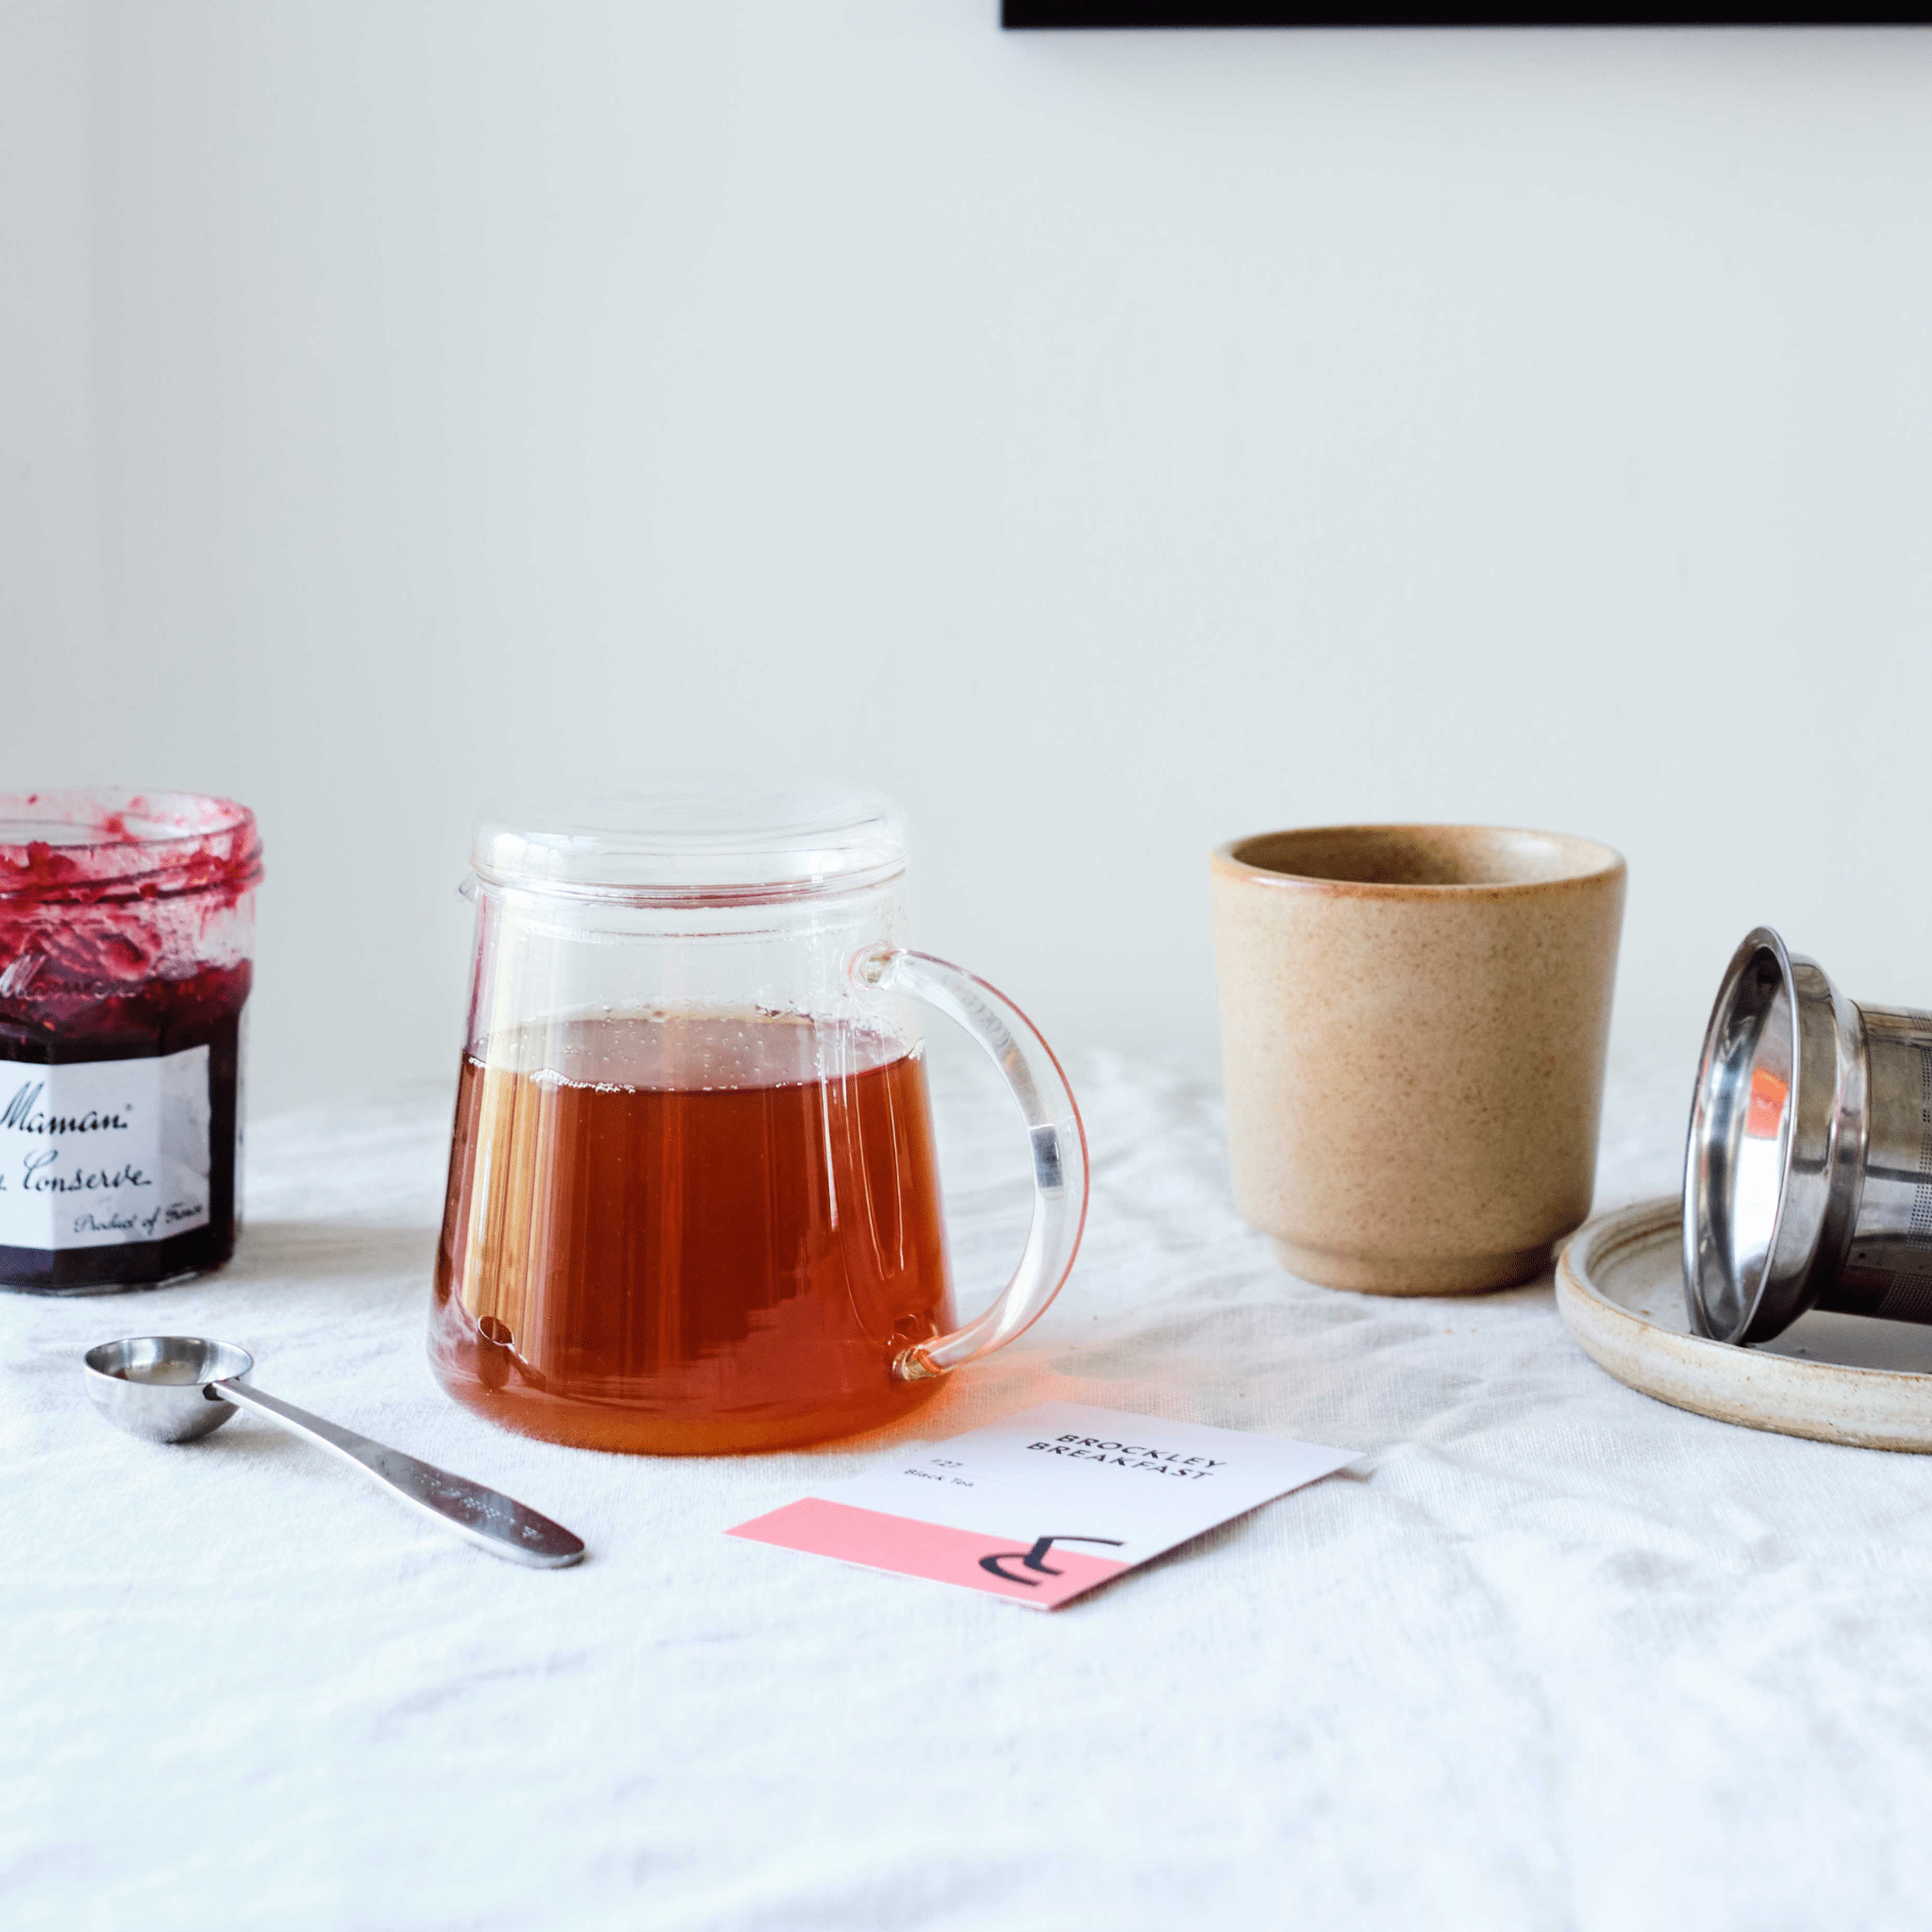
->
[7, 1, 1932, 1116]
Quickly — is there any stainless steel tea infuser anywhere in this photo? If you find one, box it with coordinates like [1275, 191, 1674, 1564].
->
[1686, 926, 1932, 1346]
[82, 1336, 585, 1568]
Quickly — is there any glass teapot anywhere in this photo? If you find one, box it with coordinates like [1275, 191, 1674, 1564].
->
[428, 784, 1088, 1454]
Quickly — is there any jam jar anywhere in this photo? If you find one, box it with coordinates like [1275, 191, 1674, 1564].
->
[0, 791, 261, 1293]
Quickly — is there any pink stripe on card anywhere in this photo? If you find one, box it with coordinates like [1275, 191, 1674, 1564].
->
[727, 1498, 1130, 1608]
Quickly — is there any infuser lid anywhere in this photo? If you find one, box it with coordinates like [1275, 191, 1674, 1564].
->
[471, 781, 907, 902]
[1683, 926, 1865, 1345]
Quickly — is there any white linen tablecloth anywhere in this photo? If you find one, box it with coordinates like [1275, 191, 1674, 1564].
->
[8, 1042, 1932, 1932]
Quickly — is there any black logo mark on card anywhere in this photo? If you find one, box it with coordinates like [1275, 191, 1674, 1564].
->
[978, 1534, 1124, 1586]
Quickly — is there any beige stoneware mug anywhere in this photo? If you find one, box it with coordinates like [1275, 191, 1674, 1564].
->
[1210, 824, 1625, 1294]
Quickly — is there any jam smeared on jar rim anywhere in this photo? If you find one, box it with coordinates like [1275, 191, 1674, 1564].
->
[0, 790, 261, 1294]
[1, 797, 258, 897]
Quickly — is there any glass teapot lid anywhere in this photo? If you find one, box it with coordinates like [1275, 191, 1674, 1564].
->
[472, 782, 907, 903]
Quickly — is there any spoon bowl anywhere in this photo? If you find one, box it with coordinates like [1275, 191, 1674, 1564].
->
[83, 1336, 256, 1443]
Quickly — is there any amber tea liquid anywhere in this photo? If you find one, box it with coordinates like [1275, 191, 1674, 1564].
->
[430, 1010, 954, 1453]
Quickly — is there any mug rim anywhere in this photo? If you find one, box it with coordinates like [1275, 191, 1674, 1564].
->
[1210, 822, 1625, 897]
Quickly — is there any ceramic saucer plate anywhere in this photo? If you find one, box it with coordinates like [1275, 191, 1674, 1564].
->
[1557, 1196, 1932, 1453]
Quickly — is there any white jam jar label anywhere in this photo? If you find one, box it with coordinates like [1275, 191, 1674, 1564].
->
[0, 1048, 211, 1251]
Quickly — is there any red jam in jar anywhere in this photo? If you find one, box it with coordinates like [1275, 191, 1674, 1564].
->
[0, 791, 261, 1294]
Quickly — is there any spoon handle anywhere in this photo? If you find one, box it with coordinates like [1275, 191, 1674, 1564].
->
[210, 1379, 585, 1569]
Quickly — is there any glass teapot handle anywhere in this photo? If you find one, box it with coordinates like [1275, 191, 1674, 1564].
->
[851, 946, 1090, 1383]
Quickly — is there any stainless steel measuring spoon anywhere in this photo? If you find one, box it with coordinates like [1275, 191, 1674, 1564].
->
[82, 1335, 585, 1569]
